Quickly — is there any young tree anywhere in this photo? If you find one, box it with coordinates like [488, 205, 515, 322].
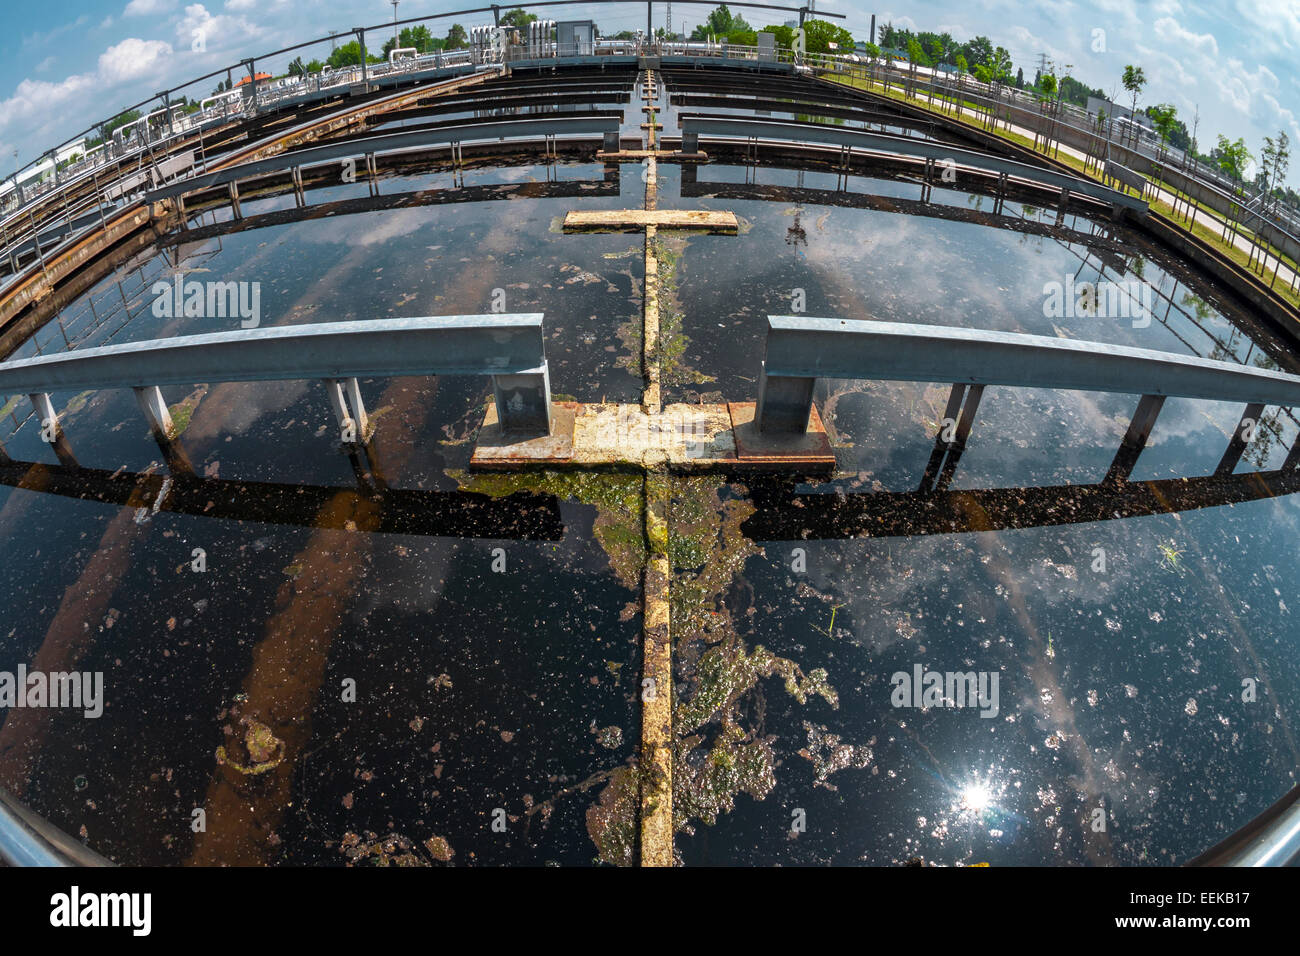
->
[1148, 103, 1178, 161]
[1260, 131, 1291, 214]
[1214, 134, 1254, 183]
[1120, 64, 1146, 148]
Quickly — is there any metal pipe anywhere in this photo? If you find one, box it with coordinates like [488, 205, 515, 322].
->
[0, 786, 113, 867]
[1189, 785, 1300, 866]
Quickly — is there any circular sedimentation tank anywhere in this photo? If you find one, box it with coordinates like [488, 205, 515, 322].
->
[0, 52, 1297, 869]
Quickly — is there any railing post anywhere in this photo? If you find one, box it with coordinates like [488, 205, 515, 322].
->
[355, 28, 368, 87]
[1216, 402, 1265, 476]
[134, 385, 175, 439]
[756, 362, 816, 433]
[29, 392, 58, 440]
[324, 377, 369, 443]
[1107, 393, 1165, 481]
[492, 365, 552, 435]
[344, 376, 369, 438]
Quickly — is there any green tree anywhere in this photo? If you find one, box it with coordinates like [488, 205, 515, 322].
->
[760, 24, 796, 49]
[100, 109, 142, 142]
[445, 23, 468, 50]
[691, 4, 749, 39]
[1120, 64, 1146, 147]
[906, 37, 929, 67]
[382, 25, 440, 58]
[1260, 131, 1291, 212]
[803, 19, 853, 55]
[500, 7, 537, 28]
[1147, 103, 1178, 159]
[988, 46, 1013, 82]
[1214, 134, 1253, 181]
[960, 35, 993, 69]
[327, 40, 377, 68]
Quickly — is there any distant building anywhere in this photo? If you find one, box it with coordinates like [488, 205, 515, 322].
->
[556, 20, 596, 54]
[1086, 96, 1152, 129]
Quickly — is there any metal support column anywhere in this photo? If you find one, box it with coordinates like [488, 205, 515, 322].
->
[1107, 393, 1165, 482]
[755, 361, 816, 433]
[134, 385, 176, 439]
[355, 28, 368, 87]
[29, 392, 58, 440]
[1216, 402, 1266, 476]
[492, 367, 552, 435]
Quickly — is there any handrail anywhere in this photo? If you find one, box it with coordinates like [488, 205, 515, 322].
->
[143, 115, 618, 203]
[681, 115, 1147, 212]
[761, 316, 1300, 405]
[0, 786, 112, 866]
[1188, 785, 1300, 866]
[0, 314, 555, 437]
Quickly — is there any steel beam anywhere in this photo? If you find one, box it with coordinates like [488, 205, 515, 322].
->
[0, 315, 554, 438]
[145, 117, 621, 203]
[759, 316, 1300, 426]
[681, 116, 1148, 212]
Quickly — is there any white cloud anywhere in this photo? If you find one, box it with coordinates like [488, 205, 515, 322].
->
[98, 37, 175, 85]
[1215, 59, 1298, 141]
[0, 37, 174, 152]
[124, 0, 177, 16]
[1234, 0, 1300, 53]
[1152, 16, 1218, 57]
[177, 3, 261, 55]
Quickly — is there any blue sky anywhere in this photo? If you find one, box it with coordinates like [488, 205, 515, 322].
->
[1, 1, 1297, 185]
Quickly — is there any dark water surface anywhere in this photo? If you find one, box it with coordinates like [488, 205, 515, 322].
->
[1, 87, 1297, 865]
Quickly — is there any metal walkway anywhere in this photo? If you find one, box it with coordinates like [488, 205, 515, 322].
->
[145, 116, 621, 204]
[679, 115, 1148, 213]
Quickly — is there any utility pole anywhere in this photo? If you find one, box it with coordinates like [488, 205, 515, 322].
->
[1035, 51, 1050, 86]
[391, 0, 400, 49]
